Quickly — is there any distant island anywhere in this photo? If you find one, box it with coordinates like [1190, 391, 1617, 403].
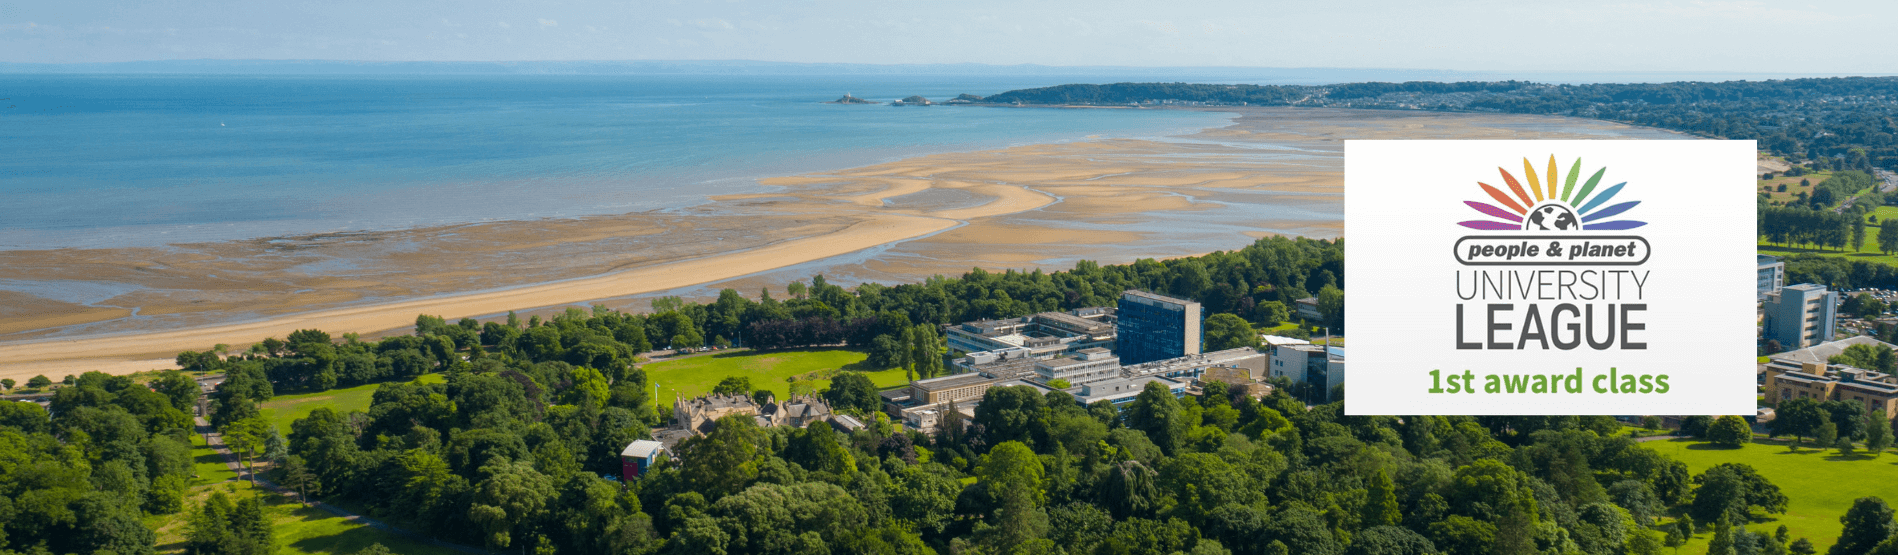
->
[824, 93, 877, 104]
[891, 95, 932, 106]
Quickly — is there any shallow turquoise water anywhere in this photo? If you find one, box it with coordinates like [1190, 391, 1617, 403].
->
[0, 74, 1234, 249]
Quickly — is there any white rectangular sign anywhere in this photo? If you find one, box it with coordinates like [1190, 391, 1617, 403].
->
[1344, 140, 1756, 415]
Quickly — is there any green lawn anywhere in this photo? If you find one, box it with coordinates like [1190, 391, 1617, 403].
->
[147, 482, 461, 555]
[1259, 322, 1301, 334]
[1759, 215, 1898, 266]
[260, 374, 445, 435]
[643, 348, 908, 402]
[1612, 425, 1671, 439]
[189, 433, 239, 486]
[1641, 437, 1898, 552]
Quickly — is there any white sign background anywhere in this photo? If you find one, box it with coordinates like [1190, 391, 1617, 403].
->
[1344, 140, 1756, 416]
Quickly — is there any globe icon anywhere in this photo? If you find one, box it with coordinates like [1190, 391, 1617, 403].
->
[1524, 204, 1580, 231]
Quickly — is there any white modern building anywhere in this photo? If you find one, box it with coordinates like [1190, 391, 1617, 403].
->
[1268, 343, 1346, 403]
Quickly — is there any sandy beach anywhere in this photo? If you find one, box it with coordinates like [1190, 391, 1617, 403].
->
[0, 107, 1686, 381]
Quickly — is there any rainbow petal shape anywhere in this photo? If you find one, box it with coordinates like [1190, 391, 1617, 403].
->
[1459, 157, 1646, 231]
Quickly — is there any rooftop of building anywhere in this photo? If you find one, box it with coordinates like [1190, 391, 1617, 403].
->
[1783, 283, 1829, 293]
[1035, 311, 1115, 332]
[1260, 335, 1311, 346]
[1771, 363, 1898, 395]
[912, 372, 997, 391]
[682, 393, 759, 411]
[1121, 289, 1196, 306]
[952, 349, 1045, 378]
[952, 307, 1117, 338]
[831, 414, 866, 432]
[1758, 254, 1782, 265]
[992, 379, 1055, 391]
[1076, 375, 1184, 402]
[1121, 347, 1266, 375]
[1273, 344, 1349, 359]
[621, 440, 665, 458]
[1768, 336, 1896, 366]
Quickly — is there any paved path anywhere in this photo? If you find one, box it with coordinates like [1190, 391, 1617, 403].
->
[1633, 434, 1684, 443]
[636, 346, 750, 363]
[195, 417, 490, 555]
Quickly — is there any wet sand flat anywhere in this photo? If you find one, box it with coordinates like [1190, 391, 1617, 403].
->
[0, 107, 1685, 380]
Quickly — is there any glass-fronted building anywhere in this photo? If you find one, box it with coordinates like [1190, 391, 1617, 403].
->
[1115, 290, 1202, 365]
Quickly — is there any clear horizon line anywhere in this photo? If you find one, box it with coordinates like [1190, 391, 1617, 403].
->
[4, 58, 1895, 77]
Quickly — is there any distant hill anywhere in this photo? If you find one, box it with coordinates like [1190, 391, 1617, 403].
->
[978, 77, 1898, 174]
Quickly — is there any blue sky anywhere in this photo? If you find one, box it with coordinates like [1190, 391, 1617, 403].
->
[5, 0, 1894, 72]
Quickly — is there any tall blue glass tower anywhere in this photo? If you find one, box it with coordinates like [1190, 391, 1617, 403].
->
[1116, 290, 1202, 365]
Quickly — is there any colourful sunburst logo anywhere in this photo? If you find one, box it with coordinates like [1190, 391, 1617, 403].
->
[1459, 156, 1647, 231]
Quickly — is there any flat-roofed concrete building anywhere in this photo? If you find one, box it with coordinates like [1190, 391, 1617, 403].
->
[907, 373, 997, 405]
[1758, 255, 1785, 301]
[945, 307, 1116, 358]
[1074, 376, 1186, 406]
[1035, 348, 1122, 386]
[895, 345, 1260, 432]
[1121, 347, 1268, 381]
[1762, 283, 1838, 350]
[1117, 290, 1201, 365]
[948, 347, 1043, 379]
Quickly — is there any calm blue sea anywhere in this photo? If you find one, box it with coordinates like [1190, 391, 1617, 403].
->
[0, 74, 1236, 250]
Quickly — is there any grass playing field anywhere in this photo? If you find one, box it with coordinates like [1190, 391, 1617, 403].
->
[1756, 170, 1831, 205]
[1640, 436, 1898, 552]
[641, 348, 909, 402]
[259, 349, 905, 434]
[145, 481, 462, 555]
[260, 373, 446, 435]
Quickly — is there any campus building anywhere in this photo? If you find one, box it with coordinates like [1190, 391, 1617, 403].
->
[887, 346, 1266, 434]
[1035, 348, 1122, 386]
[1072, 376, 1186, 406]
[1294, 297, 1323, 322]
[1116, 290, 1202, 365]
[1762, 353, 1898, 419]
[1758, 255, 1786, 301]
[1761, 283, 1838, 350]
[944, 307, 1116, 358]
[906, 373, 1002, 406]
[1268, 343, 1347, 403]
[672, 393, 836, 436]
[1120, 347, 1269, 382]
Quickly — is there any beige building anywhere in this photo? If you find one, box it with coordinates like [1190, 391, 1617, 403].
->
[1764, 361, 1898, 417]
[1762, 337, 1898, 418]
